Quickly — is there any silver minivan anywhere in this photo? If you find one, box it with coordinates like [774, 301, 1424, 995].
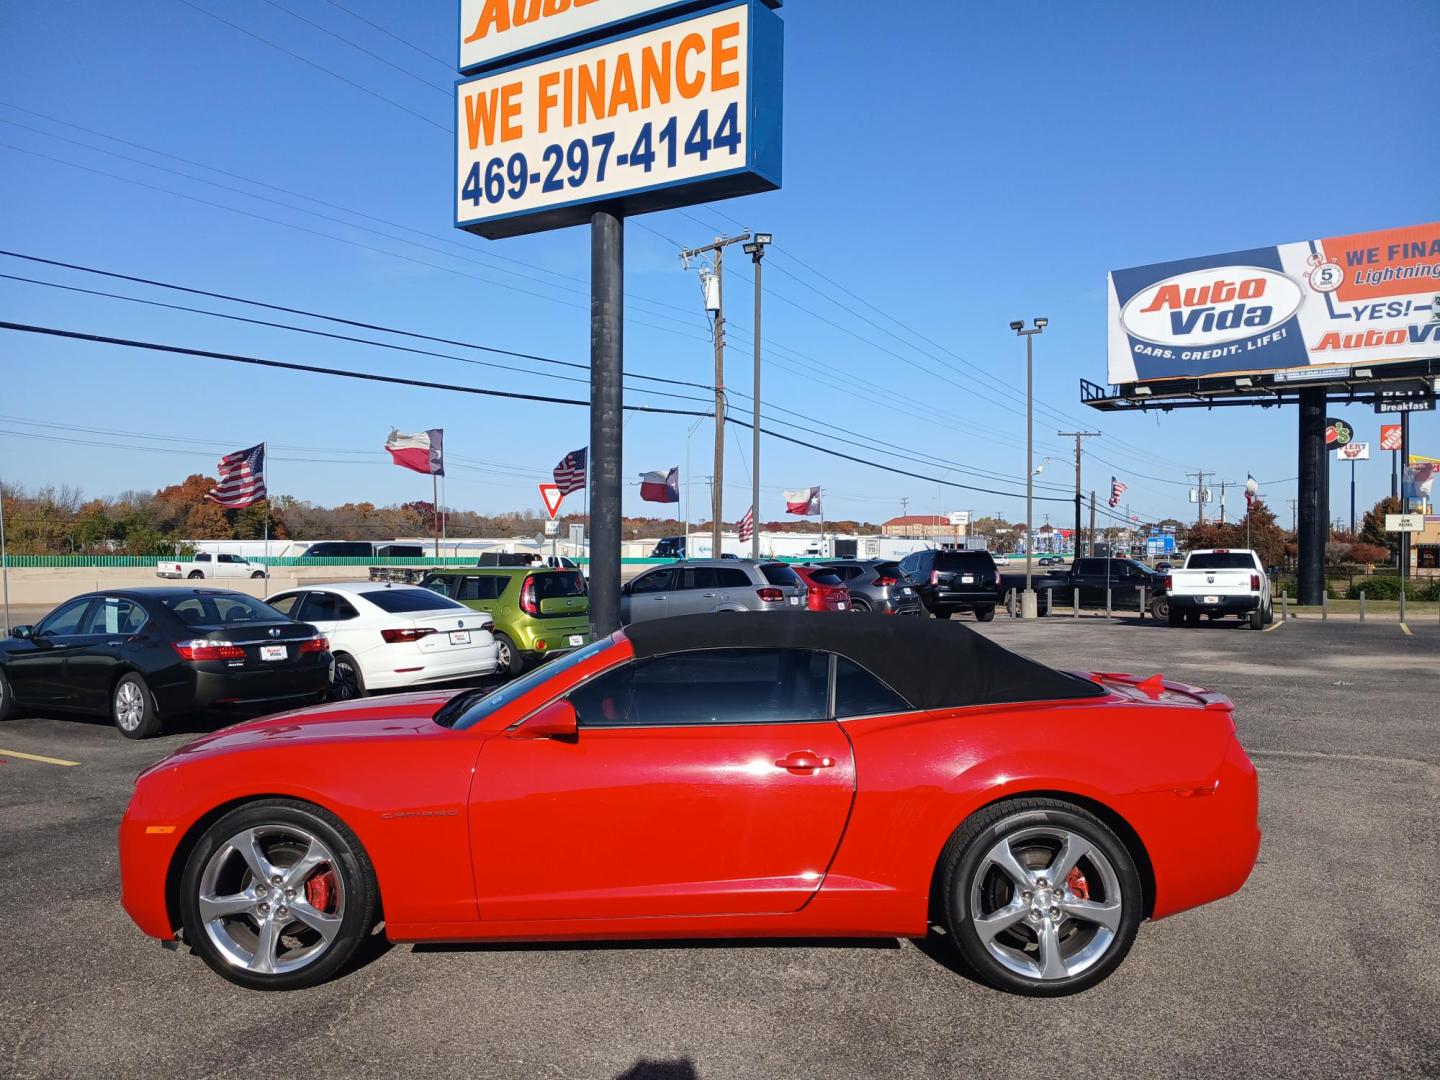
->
[620, 560, 808, 624]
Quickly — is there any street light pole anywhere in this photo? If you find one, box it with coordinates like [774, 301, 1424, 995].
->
[1011, 318, 1048, 617]
[742, 233, 771, 561]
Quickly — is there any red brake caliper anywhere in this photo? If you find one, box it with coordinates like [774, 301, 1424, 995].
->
[305, 869, 337, 913]
[1066, 866, 1090, 901]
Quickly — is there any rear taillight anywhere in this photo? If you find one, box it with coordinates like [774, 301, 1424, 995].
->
[930, 570, 940, 585]
[756, 587, 784, 602]
[873, 575, 898, 586]
[1165, 574, 1173, 591]
[520, 575, 539, 616]
[172, 639, 245, 661]
[299, 636, 329, 654]
[1250, 573, 1261, 591]
[380, 627, 436, 644]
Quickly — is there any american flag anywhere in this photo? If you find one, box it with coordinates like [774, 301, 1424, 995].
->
[205, 444, 266, 509]
[553, 447, 587, 495]
[1109, 476, 1128, 508]
[737, 506, 755, 543]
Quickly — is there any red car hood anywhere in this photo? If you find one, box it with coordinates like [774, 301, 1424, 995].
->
[165, 689, 464, 762]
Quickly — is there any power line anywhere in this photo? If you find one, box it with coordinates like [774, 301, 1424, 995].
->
[173, 0, 448, 130]
[318, 0, 453, 69]
[257, 0, 451, 97]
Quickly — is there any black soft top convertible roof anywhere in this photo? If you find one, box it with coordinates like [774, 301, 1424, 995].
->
[623, 612, 1104, 710]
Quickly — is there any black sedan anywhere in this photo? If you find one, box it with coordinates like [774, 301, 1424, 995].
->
[0, 588, 331, 739]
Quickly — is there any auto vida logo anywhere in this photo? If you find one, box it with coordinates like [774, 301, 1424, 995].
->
[1121, 266, 1304, 347]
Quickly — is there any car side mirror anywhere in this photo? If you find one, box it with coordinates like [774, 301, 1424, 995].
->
[511, 698, 578, 741]
[10, 625, 33, 639]
[620, 582, 632, 595]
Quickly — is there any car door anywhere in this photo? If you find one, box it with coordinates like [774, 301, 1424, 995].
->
[622, 567, 674, 623]
[1073, 559, 1104, 605]
[470, 647, 855, 921]
[670, 565, 720, 615]
[64, 597, 151, 712]
[5, 597, 97, 707]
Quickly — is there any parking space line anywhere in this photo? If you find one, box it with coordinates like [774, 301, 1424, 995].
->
[1399, 623, 1412, 636]
[1262, 620, 1285, 633]
[0, 748, 82, 767]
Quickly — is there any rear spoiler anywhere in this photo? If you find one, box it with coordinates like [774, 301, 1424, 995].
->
[1085, 671, 1234, 712]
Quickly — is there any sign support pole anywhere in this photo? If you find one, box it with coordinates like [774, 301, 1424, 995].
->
[0, 467, 10, 634]
[589, 207, 624, 636]
[1400, 410, 1410, 585]
[1297, 388, 1328, 605]
[1350, 457, 1356, 535]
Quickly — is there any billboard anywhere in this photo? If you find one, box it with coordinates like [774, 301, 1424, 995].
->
[1107, 222, 1440, 384]
[455, 1, 783, 239]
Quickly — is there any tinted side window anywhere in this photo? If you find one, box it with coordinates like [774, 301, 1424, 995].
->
[195, 553, 211, 563]
[834, 657, 911, 717]
[422, 576, 457, 599]
[630, 568, 675, 594]
[570, 648, 830, 727]
[367, 588, 465, 614]
[678, 566, 718, 590]
[267, 593, 304, 616]
[38, 599, 95, 637]
[299, 593, 361, 621]
[716, 568, 752, 588]
[81, 598, 148, 636]
[459, 577, 492, 601]
[1075, 559, 1105, 576]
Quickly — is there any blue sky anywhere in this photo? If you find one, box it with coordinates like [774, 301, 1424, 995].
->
[2, 0, 1437, 531]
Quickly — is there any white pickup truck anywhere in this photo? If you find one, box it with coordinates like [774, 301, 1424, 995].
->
[1165, 549, 1272, 629]
[156, 553, 269, 580]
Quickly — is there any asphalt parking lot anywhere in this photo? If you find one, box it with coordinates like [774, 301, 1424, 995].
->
[1, 615, 1437, 1079]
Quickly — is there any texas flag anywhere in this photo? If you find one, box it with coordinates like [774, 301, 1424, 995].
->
[385, 429, 444, 476]
[784, 486, 822, 516]
[639, 466, 680, 504]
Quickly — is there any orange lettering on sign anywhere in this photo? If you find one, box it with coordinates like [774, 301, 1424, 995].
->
[676, 32, 706, 98]
[578, 58, 606, 125]
[538, 71, 561, 134]
[463, 0, 510, 44]
[608, 53, 638, 117]
[640, 40, 672, 109]
[465, 87, 503, 149]
[711, 22, 740, 91]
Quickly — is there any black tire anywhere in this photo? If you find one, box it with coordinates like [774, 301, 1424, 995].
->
[493, 632, 525, 677]
[1262, 602, 1275, 626]
[250, 571, 266, 579]
[974, 605, 996, 622]
[932, 609, 952, 621]
[940, 798, 1143, 997]
[0, 667, 15, 722]
[329, 654, 366, 701]
[1184, 611, 1201, 627]
[113, 672, 163, 739]
[1248, 607, 1264, 631]
[1151, 596, 1169, 621]
[187, 570, 204, 579]
[1167, 606, 1183, 628]
[179, 798, 378, 991]
[850, 597, 871, 614]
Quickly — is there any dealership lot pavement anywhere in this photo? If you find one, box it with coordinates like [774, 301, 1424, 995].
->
[1, 616, 1436, 1079]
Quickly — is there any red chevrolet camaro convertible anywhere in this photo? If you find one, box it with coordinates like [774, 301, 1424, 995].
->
[120, 613, 1259, 996]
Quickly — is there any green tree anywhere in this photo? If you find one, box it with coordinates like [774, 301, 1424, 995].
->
[1359, 496, 1402, 563]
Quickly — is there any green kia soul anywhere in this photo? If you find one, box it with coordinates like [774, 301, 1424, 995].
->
[419, 568, 590, 677]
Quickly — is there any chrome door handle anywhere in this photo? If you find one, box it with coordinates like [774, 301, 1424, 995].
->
[702, 592, 718, 598]
[107, 641, 124, 647]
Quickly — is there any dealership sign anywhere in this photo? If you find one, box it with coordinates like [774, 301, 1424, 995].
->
[1107, 222, 1440, 384]
[455, 0, 783, 239]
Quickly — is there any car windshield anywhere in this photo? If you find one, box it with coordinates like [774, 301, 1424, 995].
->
[435, 637, 612, 729]
[365, 588, 467, 613]
[806, 569, 844, 585]
[1186, 553, 1255, 570]
[161, 593, 286, 625]
[934, 552, 995, 571]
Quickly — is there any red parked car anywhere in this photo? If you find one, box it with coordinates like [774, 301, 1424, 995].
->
[120, 613, 1259, 996]
[791, 565, 852, 611]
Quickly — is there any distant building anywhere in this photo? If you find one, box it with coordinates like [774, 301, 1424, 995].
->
[882, 515, 967, 539]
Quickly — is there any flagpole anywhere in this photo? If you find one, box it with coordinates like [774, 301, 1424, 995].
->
[432, 472, 440, 559]
[263, 442, 270, 582]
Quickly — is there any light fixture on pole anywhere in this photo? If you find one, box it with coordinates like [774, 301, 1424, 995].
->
[741, 231, 770, 561]
[1011, 317, 1047, 618]
[1245, 476, 1259, 550]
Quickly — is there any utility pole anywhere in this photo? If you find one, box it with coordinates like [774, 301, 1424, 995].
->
[1288, 498, 1298, 532]
[589, 208, 624, 635]
[682, 232, 750, 558]
[1058, 431, 1100, 557]
[899, 495, 909, 524]
[1217, 479, 1229, 525]
[1187, 469, 1209, 525]
[742, 233, 771, 561]
[1088, 490, 1097, 557]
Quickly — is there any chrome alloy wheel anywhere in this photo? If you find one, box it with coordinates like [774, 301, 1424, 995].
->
[197, 825, 345, 975]
[969, 826, 1123, 982]
[495, 638, 513, 669]
[331, 659, 361, 700]
[114, 681, 145, 732]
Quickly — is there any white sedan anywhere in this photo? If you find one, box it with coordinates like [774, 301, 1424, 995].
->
[264, 582, 499, 699]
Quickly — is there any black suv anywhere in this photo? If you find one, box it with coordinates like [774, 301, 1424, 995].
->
[898, 549, 1001, 621]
